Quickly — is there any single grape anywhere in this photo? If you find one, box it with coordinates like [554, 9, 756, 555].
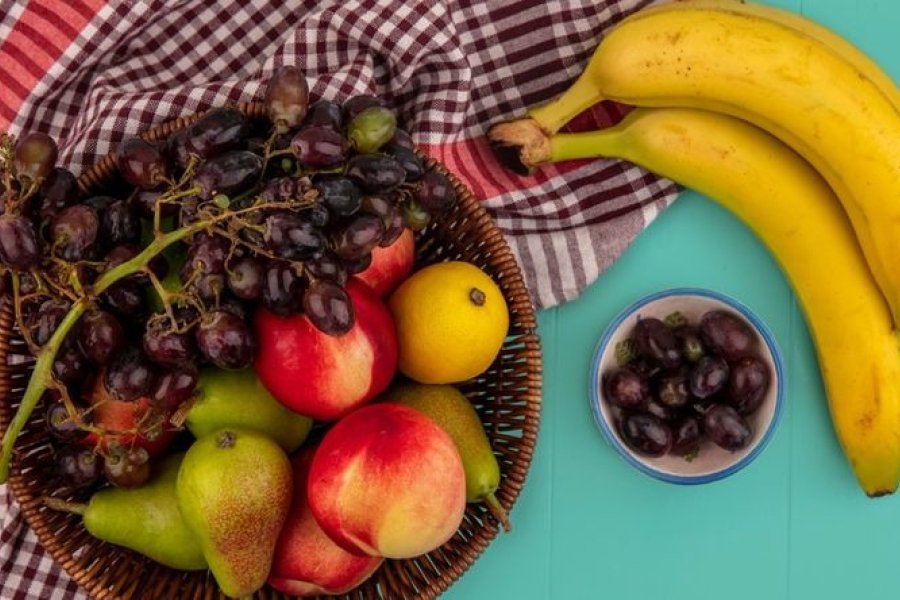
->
[104, 347, 156, 401]
[37, 167, 78, 219]
[56, 447, 102, 489]
[53, 344, 88, 385]
[262, 262, 303, 315]
[184, 107, 248, 159]
[180, 234, 229, 301]
[225, 256, 264, 300]
[307, 202, 330, 227]
[196, 310, 256, 369]
[342, 94, 384, 121]
[416, 170, 455, 214]
[360, 194, 393, 223]
[603, 367, 649, 410]
[306, 251, 348, 285]
[186, 233, 229, 273]
[345, 154, 406, 192]
[104, 281, 147, 317]
[0, 214, 41, 270]
[303, 279, 354, 336]
[150, 365, 199, 413]
[143, 318, 196, 366]
[304, 100, 343, 130]
[264, 212, 325, 260]
[330, 214, 385, 261]
[193, 151, 263, 201]
[314, 177, 362, 216]
[293, 125, 348, 169]
[344, 253, 373, 275]
[45, 402, 89, 442]
[674, 324, 705, 363]
[379, 206, 405, 247]
[670, 416, 702, 456]
[390, 146, 424, 182]
[402, 200, 430, 231]
[51, 204, 99, 260]
[632, 318, 682, 371]
[101, 200, 139, 245]
[347, 106, 397, 153]
[119, 137, 170, 190]
[386, 128, 414, 151]
[217, 295, 249, 322]
[727, 356, 770, 415]
[260, 176, 301, 202]
[77, 309, 125, 366]
[620, 413, 671, 457]
[15, 132, 58, 183]
[104, 446, 151, 489]
[689, 356, 730, 399]
[657, 371, 690, 408]
[130, 187, 177, 218]
[702, 404, 752, 451]
[699, 310, 758, 362]
[30, 299, 71, 346]
[266, 66, 309, 130]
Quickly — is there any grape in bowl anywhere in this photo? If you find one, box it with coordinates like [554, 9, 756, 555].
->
[590, 288, 785, 485]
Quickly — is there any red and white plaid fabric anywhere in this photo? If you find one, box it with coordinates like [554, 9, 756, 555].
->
[0, 0, 677, 596]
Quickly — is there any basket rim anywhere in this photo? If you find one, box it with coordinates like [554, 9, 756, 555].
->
[0, 101, 543, 600]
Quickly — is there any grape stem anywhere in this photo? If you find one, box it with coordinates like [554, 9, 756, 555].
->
[0, 218, 211, 483]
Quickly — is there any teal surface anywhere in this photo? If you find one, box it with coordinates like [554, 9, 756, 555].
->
[448, 1, 900, 598]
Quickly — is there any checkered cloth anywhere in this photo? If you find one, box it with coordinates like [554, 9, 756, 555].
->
[0, 0, 677, 597]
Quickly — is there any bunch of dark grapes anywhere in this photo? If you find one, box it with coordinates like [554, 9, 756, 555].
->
[0, 65, 457, 491]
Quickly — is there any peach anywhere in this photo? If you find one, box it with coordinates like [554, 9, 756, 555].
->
[254, 279, 398, 421]
[268, 446, 383, 596]
[356, 228, 415, 297]
[308, 403, 466, 559]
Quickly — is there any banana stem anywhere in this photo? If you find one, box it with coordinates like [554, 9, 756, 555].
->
[528, 73, 606, 135]
[0, 220, 210, 484]
[548, 128, 626, 163]
[483, 492, 512, 533]
[43, 496, 88, 516]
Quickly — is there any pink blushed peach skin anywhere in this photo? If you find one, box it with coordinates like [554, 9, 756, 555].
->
[356, 228, 414, 298]
[268, 446, 383, 596]
[308, 403, 467, 559]
[254, 279, 398, 422]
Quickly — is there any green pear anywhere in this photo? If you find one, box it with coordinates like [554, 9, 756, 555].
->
[389, 382, 511, 531]
[44, 453, 206, 570]
[186, 368, 313, 452]
[177, 428, 292, 598]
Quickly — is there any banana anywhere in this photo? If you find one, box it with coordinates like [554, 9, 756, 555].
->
[548, 107, 900, 496]
[489, 3, 900, 328]
[638, 0, 900, 110]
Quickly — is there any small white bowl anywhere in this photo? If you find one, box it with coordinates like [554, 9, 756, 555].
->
[590, 288, 785, 485]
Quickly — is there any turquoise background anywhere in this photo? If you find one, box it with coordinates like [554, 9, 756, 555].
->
[448, 1, 900, 598]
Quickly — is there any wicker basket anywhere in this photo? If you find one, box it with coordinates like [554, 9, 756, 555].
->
[0, 102, 542, 599]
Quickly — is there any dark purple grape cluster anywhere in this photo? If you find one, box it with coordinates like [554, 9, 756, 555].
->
[0, 66, 458, 491]
[603, 310, 771, 458]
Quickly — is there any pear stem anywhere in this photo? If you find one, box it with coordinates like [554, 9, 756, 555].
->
[483, 492, 512, 533]
[43, 496, 88, 516]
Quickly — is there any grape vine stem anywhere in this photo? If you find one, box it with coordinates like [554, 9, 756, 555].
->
[0, 213, 233, 483]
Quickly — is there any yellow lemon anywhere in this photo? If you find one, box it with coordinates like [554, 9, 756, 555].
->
[388, 261, 509, 384]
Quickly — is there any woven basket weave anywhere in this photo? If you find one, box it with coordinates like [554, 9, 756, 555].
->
[0, 102, 542, 599]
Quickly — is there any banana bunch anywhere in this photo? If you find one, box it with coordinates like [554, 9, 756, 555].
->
[488, 0, 900, 496]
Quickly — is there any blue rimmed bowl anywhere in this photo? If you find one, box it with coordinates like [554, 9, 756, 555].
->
[590, 288, 785, 485]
